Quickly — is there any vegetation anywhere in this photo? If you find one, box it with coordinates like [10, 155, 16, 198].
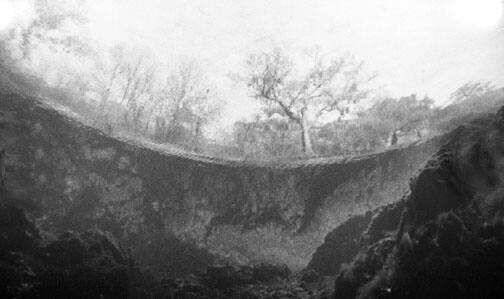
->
[230, 88, 504, 159]
[236, 48, 375, 156]
[332, 108, 504, 298]
[0, 0, 503, 161]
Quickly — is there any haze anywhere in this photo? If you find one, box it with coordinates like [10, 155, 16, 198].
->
[85, 0, 504, 122]
[1, 0, 503, 129]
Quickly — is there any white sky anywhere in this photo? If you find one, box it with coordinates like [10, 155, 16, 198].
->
[1, 0, 504, 131]
[83, 0, 504, 126]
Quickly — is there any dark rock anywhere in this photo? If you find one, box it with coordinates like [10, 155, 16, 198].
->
[203, 263, 291, 290]
[251, 263, 290, 282]
[0, 81, 440, 272]
[0, 202, 40, 256]
[333, 106, 504, 299]
[133, 233, 217, 278]
[307, 211, 373, 275]
[204, 265, 242, 289]
[363, 200, 405, 244]
[298, 269, 321, 283]
[0, 191, 157, 298]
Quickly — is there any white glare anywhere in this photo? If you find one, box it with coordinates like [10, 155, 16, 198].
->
[448, 0, 503, 28]
[0, 1, 16, 31]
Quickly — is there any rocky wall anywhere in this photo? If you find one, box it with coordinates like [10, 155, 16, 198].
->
[0, 87, 441, 273]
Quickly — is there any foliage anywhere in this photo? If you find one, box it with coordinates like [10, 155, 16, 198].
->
[333, 109, 504, 298]
[15, 0, 89, 58]
[449, 81, 495, 104]
[238, 48, 375, 155]
[229, 85, 503, 159]
[232, 115, 302, 159]
[1, 2, 503, 160]
[431, 84, 504, 133]
[314, 119, 390, 156]
[149, 61, 222, 151]
[0, 2, 222, 154]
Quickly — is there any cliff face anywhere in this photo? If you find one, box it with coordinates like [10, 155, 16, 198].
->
[307, 200, 406, 276]
[0, 86, 440, 274]
[306, 211, 374, 276]
[332, 108, 504, 298]
[0, 190, 135, 299]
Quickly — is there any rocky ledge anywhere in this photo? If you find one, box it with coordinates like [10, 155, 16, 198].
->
[328, 107, 504, 298]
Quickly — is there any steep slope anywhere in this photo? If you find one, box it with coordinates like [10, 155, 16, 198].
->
[307, 211, 374, 276]
[0, 79, 440, 274]
[0, 190, 139, 298]
[307, 200, 405, 276]
[332, 107, 504, 298]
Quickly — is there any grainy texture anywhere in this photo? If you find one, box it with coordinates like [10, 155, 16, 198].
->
[332, 106, 504, 299]
[307, 200, 407, 276]
[0, 87, 440, 274]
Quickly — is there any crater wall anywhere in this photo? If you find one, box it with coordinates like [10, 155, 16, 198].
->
[0, 88, 441, 272]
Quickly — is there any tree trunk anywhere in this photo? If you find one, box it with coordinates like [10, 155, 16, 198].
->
[300, 112, 314, 156]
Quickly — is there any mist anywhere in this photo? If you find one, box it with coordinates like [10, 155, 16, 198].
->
[2, 1, 504, 298]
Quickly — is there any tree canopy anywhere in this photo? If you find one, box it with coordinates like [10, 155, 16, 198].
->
[239, 48, 375, 155]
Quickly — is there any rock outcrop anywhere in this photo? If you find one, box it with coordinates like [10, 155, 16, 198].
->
[0, 79, 439, 274]
[307, 211, 373, 276]
[0, 190, 139, 298]
[0, 189, 335, 298]
[307, 200, 406, 276]
[332, 107, 504, 298]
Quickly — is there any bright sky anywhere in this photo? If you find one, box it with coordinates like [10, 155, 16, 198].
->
[1, 0, 504, 131]
[87, 0, 504, 127]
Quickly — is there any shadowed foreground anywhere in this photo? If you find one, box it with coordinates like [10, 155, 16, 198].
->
[3, 69, 504, 297]
[327, 107, 504, 298]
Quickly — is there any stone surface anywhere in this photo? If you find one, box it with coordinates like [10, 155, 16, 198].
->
[307, 211, 373, 276]
[333, 106, 504, 299]
[0, 83, 440, 274]
[0, 191, 133, 298]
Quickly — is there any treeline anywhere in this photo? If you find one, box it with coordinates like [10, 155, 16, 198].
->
[0, 1, 502, 161]
[229, 84, 504, 159]
[0, 1, 221, 153]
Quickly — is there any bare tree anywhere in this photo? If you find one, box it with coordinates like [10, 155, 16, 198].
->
[152, 63, 198, 143]
[241, 48, 375, 156]
[89, 45, 157, 135]
[151, 62, 220, 149]
[110, 48, 157, 134]
[185, 88, 222, 151]
[92, 59, 121, 132]
[123, 62, 156, 133]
